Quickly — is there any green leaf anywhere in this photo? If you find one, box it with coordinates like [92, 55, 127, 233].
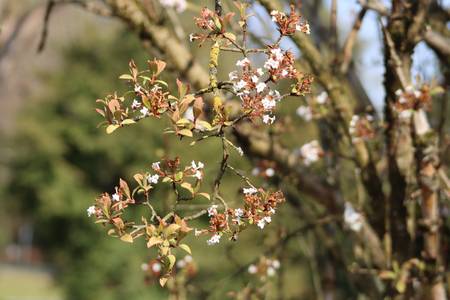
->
[180, 182, 194, 195]
[106, 124, 120, 134]
[174, 171, 184, 181]
[179, 243, 191, 255]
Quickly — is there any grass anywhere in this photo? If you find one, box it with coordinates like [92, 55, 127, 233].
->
[0, 263, 63, 300]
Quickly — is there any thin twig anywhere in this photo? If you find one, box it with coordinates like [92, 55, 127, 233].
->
[340, 8, 367, 74]
[37, 0, 55, 53]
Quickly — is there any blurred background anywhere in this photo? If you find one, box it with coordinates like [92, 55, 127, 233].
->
[0, 0, 448, 299]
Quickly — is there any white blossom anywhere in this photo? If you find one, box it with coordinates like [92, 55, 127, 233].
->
[262, 97, 277, 110]
[262, 114, 276, 124]
[243, 187, 258, 195]
[281, 69, 289, 77]
[272, 259, 280, 269]
[233, 80, 247, 92]
[189, 33, 195, 42]
[191, 160, 204, 170]
[141, 263, 149, 271]
[257, 218, 266, 229]
[344, 202, 363, 232]
[296, 105, 312, 121]
[235, 208, 244, 218]
[134, 84, 141, 93]
[398, 96, 407, 104]
[316, 91, 328, 104]
[177, 260, 186, 268]
[251, 75, 259, 83]
[208, 205, 218, 217]
[236, 58, 251, 67]
[233, 208, 244, 224]
[264, 216, 272, 224]
[268, 89, 281, 100]
[147, 174, 159, 184]
[229, 71, 238, 81]
[112, 193, 120, 202]
[256, 82, 267, 93]
[395, 89, 403, 96]
[159, 0, 187, 13]
[265, 167, 275, 177]
[194, 170, 203, 180]
[405, 85, 414, 93]
[264, 58, 280, 70]
[300, 140, 322, 165]
[270, 48, 284, 61]
[236, 147, 244, 156]
[248, 264, 258, 274]
[304, 24, 311, 34]
[207, 233, 221, 245]
[297, 23, 311, 34]
[152, 161, 161, 171]
[256, 68, 264, 76]
[87, 206, 96, 217]
[399, 109, 413, 119]
[151, 262, 162, 273]
[267, 266, 276, 277]
[414, 90, 422, 98]
[252, 167, 260, 176]
[131, 99, 141, 109]
[140, 107, 149, 117]
[184, 255, 193, 263]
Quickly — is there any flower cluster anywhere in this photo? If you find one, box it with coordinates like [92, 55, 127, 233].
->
[349, 114, 375, 142]
[88, 179, 136, 236]
[297, 140, 323, 166]
[203, 189, 285, 245]
[270, 5, 310, 36]
[296, 91, 328, 121]
[394, 85, 431, 119]
[248, 257, 281, 278]
[96, 60, 171, 134]
[229, 47, 304, 124]
[159, 0, 187, 13]
[191, 7, 235, 43]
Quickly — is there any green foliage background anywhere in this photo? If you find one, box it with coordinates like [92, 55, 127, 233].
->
[0, 30, 325, 299]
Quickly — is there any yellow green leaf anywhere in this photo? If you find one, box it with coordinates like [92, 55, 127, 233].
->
[121, 119, 136, 125]
[106, 124, 120, 134]
[178, 129, 193, 137]
[120, 234, 133, 243]
[147, 236, 164, 248]
[179, 243, 192, 255]
[197, 192, 210, 201]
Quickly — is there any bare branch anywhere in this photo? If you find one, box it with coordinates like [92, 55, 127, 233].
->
[358, 0, 389, 16]
[340, 8, 367, 74]
[36, 0, 55, 53]
[423, 28, 450, 58]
